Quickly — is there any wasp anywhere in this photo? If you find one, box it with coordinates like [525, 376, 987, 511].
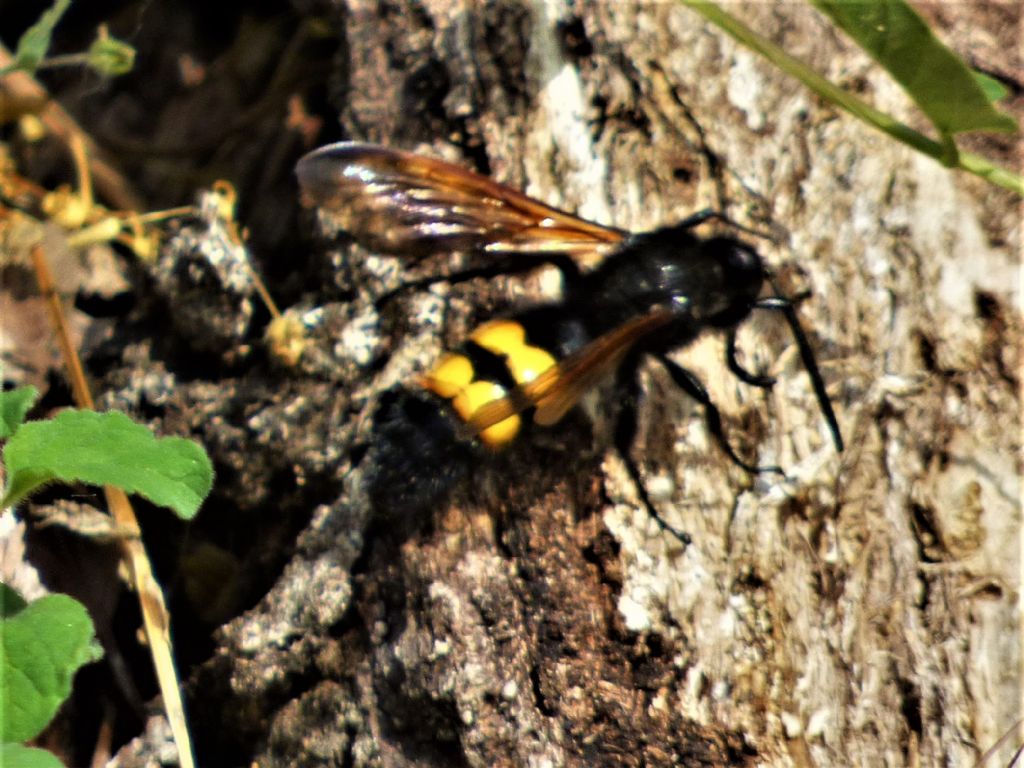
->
[296, 143, 843, 543]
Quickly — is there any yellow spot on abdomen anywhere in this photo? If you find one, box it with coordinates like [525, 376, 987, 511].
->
[470, 320, 526, 353]
[505, 345, 556, 385]
[451, 381, 521, 447]
[422, 353, 474, 398]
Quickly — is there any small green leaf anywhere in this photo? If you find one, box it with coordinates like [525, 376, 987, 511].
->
[0, 387, 38, 440]
[87, 32, 136, 77]
[6, 0, 72, 75]
[0, 593, 103, 743]
[0, 585, 29, 618]
[972, 70, 1009, 103]
[1, 410, 213, 520]
[811, 0, 1018, 135]
[0, 743, 66, 768]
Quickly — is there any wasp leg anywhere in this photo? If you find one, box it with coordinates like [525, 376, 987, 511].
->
[613, 361, 691, 546]
[656, 355, 785, 477]
[726, 330, 776, 388]
[374, 254, 583, 309]
[753, 293, 844, 454]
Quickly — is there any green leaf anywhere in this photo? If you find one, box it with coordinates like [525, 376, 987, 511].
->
[0, 743, 66, 768]
[972, 70, 1009, 104]
[681, 1, 1023, 195]
[0, 387, 38, 440]
[0, 593, 103, 742]
[6, 0, 72, 75]
[87, 33, 136, 77]
[0, 585, 29, 618]
[811, 0, 1018, 136]
[1, 410, 213, 520]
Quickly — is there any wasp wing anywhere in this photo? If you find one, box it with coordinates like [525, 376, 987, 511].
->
[461, 308, 678, 437]
[296, 142, 624, 263]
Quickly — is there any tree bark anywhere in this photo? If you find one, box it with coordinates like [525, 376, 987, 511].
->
[179, 3, 1020, 766]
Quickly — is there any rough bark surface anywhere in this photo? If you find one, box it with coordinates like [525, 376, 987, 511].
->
[93, 2, 1019, 766]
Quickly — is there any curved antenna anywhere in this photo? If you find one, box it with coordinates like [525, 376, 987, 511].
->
[670, 207, 774, 242]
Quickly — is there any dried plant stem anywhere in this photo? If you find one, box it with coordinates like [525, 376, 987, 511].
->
[31, 243, 196, 768]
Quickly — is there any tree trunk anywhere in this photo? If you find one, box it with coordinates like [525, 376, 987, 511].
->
[171, 3, 1020, 766]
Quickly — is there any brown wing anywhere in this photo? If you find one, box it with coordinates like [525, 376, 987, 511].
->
[461, 307, 678, 437]
[295, 142, 624, 265]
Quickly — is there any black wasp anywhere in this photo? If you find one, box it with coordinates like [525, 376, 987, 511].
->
[296, 142, 843, 544]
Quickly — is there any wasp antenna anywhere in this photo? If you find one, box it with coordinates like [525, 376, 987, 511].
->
[674, 208, 719, 230]
[757, 287, 844, 454]
[675, 208, 775, 243]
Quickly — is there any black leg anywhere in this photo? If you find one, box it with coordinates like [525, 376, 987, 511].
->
[657, 355, 785, 477]
[726, 330, 776, 388]
[613, 361, 691, 546]
[753, 292, 844, 454]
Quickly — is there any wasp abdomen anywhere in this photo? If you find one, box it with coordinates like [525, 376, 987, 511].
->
[365, 309, 591, 517]
[365, 388, 476, 518]
[421, 319, 555, 448]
